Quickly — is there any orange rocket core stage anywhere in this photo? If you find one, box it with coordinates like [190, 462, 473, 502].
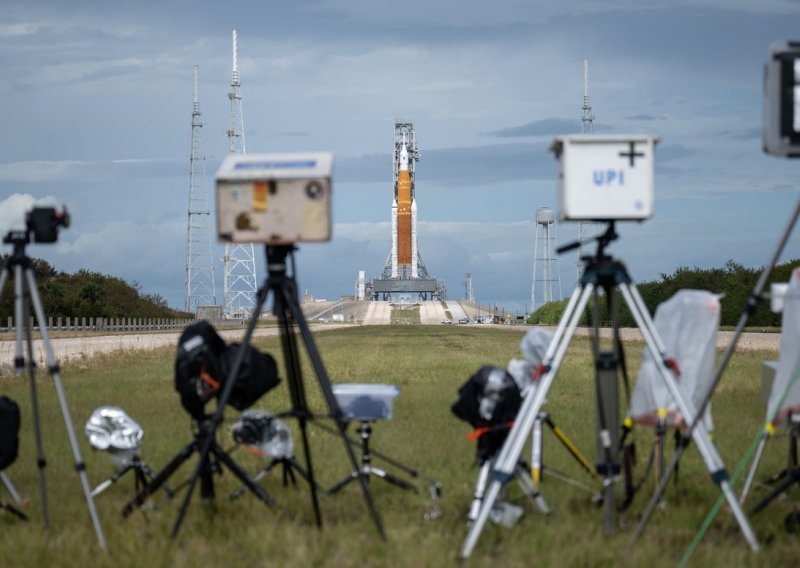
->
[396, 169, 412, 266]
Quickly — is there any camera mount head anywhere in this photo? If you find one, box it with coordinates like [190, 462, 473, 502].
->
[2, 206, 69, 249]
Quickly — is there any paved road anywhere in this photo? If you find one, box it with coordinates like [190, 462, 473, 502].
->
[419, 301, 447, 324]
[0, 325, 347, 373]
[362, 301, 391, 325]
[446, 301, 469, 322]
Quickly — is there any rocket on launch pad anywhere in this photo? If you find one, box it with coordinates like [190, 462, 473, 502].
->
[391, 139, 418, 279]
[370, 119, 445, 301]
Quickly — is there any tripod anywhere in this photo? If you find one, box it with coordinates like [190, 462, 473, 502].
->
[166, 245, 384, 540]
[0, 230, 106, 548]
[748, 417, 800, 517]
[1, 470, 27, 520]
[327, 421, 417, 495]
[460, 222, 760, 559]
[122, 421, 274, 518]
[92, 450, 174, 498]
[630, 197, 799, 548]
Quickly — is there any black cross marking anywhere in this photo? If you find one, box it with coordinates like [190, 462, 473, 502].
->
[619, 141, 645, 167]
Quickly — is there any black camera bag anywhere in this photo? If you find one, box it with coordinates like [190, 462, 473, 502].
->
[451, 365, 522, 461]
[221, 343, 280, 411]
[174, 321, 227, 420]
[0, 396, 21, 470]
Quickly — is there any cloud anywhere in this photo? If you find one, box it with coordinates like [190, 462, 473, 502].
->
[336, 142, 553, 186]
[485, 118, 579, 138]
[626, 114, 666, 121]
[0, 159, 183, 183]
[0, 193, 59, 233]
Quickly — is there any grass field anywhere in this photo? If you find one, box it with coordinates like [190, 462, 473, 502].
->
[0, 325, 798, 566]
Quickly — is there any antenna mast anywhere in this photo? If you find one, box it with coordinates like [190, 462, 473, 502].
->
[577, 58, 599, 282]
[184, 64, 217, 314]
[222, 29, 258, 318]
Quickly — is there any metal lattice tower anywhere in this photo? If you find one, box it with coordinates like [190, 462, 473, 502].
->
[531, 207, 562, 311]
[184, 65, 217, 314]
[577, 57, 601, 282]
[465, 273, 474, 302]
[222, 29, 258, 318]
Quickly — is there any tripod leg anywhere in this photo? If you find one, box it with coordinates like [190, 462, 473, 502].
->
[326, 471, 360, 496]
[461, 283, 593, 559]
[531, 416, 542, 487]
[92, 464, 134, 497]
[213, 445, 276, 507]
[139, 462, 175, 498]
[26, 268, 108, 549]
[619, 283, 759, 552]
[467, 461, 491, 524]
[16, 265, 50, 529]
[514, 463, 550, 514]
[122, 441, 197, 517]
[368, 466, 417, 492]
[749, 468, 800, 516]
[0, 471, 23, 505]
[282, 275, 385, 539]
[544, 415, 596, 479]
[740, 431, 769, 505]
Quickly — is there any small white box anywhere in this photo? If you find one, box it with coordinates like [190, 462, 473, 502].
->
[333, 384, 400, 420]
[771, 283, 789, 313]
[216, 152, 333, 244]
[550, 135, 659, 222]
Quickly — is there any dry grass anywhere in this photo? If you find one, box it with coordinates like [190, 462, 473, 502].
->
[0, 325, 798, 567]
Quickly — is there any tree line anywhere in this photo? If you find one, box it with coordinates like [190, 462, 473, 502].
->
[0, 256, 191, 320]
[528, 259, 800, 328]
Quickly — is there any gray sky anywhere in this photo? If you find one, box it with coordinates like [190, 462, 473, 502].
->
[0, 0, 798, 314]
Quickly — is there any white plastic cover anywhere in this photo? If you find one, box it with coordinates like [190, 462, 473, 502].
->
[628, 290, 721, 430]
[767, 267, 800, 427]
[507, 328, 554, 394]
[84, 407, 144, 451]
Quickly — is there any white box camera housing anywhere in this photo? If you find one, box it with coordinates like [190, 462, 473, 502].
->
[550, 135, 659, 222]
[216, 152, 333, 244]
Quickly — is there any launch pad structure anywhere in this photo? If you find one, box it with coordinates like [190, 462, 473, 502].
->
[368, 120, 446, 301]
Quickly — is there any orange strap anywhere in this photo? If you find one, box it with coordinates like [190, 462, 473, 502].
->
[531, 364, 548, 382]
[466, 421, 514, 442]
[665, 358, 681, 378]
[200, 367, 220, 390]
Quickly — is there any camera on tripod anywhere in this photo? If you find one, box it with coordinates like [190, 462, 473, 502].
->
[215, 152, 333, 244]
[27, 206, 70, 243]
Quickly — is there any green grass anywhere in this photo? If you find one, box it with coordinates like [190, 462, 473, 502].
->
[0, 326, 798, 566]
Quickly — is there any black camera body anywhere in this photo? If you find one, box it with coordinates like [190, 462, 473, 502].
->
[27, 206, 70, 243]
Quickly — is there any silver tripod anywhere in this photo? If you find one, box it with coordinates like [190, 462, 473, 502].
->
[460, 223, 759, 559]
[0, 228, 106, 549]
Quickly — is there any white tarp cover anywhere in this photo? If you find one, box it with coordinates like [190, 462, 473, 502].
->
[767, 267, 800, 427]
[507, 328, 554, 394]
[628, 290, 720, 430]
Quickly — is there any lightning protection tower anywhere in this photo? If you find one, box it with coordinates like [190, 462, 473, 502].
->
[531, 207, 562, 311]
[222, 29, 258, 318]
[184, 65, 217, 314]
[576, 57, 601, 282]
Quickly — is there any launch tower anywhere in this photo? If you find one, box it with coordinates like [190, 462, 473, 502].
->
[184, 65, 217, 314]
[369, 119, 445, 301]
[221, 30, 258, 317]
